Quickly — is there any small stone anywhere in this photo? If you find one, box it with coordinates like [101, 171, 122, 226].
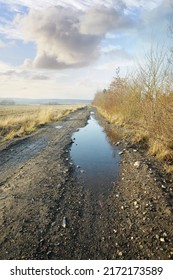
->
[134, 161, 140, 168]
[118, 251, 123, 257]
[134, 201, 138, 206]
[119, 151, 124, 155]
[66, 158, 69, 161]
[164, 208, 171, 216]
[161, 185, 166, 189]
[62, 217, 67, 228]
[80, 170, 85, 174]
[76, 165, 80, 168]
[160, 238, 165, 242]
[121, 206, 124, 210]
[163, 232, 167, 237]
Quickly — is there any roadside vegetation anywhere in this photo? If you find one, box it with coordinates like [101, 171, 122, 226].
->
[93, 47, 173, 172]
[0, 104, 84, 141]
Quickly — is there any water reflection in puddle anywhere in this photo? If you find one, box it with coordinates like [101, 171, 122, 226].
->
[70, 112, 120, 195]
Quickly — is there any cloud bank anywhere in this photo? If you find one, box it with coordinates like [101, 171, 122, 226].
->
[14, 4, 133, 69]
[0, 0, 170, 71]
[79, 5, 132, 35]
[0, 39, 6, 48]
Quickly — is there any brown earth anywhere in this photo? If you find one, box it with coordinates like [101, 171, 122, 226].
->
[0, 106, 173, 260]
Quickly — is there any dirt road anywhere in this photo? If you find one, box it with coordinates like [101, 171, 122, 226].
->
[0, 107, 173, 259]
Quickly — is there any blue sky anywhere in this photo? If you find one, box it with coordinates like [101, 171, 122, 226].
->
[0, 0, 172, 100]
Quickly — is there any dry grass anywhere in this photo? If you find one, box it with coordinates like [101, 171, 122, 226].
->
[132, 129, 149, 144]
[93, 49, 173, 172]
[148, 139, 173, 160]
[164, 164, 173, 173]
[0, 104, 85, 141]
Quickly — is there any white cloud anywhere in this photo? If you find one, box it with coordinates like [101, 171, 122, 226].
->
[0, 39, 6, 47]
[12, 4, 134, 70]
[0, 61, 13, 71]
[105, 33, 119, 39]
[141, 0, 171, 25]
[0, 0, 171, 100]
[102, 44, 133, 61]
[0, 39, 16, 48]
[0, 0, 165, 12]
[0, 0, 103, 12]
[79, 5, 133, 36]
[15, 6, 101, 69]
[0, 61, 51, 80]
[0, 0, 113, 11]
[96, 59, 133, 71]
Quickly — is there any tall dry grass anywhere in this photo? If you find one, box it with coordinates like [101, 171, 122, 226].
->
[0, 105, 84, 141]
[93, 48, 173, 172]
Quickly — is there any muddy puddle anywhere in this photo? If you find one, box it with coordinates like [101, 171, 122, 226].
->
[70, 112, 120, 196]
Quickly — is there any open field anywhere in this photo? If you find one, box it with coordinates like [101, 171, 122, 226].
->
[0, 104, 85, 141]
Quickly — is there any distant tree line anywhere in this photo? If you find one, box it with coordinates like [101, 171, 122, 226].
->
[0, 99, 15, 105]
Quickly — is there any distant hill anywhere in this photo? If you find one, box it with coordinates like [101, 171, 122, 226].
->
[0, 98, 91, 105]
[0, 99, 15, 105]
